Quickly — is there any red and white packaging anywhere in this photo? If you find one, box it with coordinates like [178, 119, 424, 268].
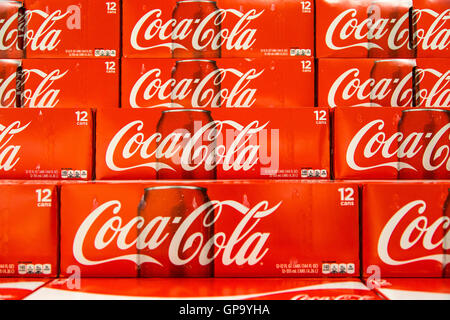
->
[0, 59, 21, 108]
[0, 1, 24, 59]
[122, 0, 314, 58]
[316, 0, 450, 58]
[318, 59, 416, 108]
[59, 181, 359, 277]
[96, 108, 330, 180]
[413, 0, 450, 58]
[26, 278, 380, 300]
[333, 107, 450, 180]
[0, 279, 50, 300]
[121, 58, 315, 109]
[0, 182, 58, 278]
[362, 182, 448, 278]
[318, 58, 450, 108]
[415, 59, 450, 108]
[316, 0, 414, 58]
[0, 0, 120, 58]
[371, 278, 450, 300]
[0, 59, 119, 108]
[0, 108, 93, 179]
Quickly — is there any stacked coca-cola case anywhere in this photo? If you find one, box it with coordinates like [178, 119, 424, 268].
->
[317, 0, 450, 301]
[0, 0, 119, 300]
[0, 0, 448, 301]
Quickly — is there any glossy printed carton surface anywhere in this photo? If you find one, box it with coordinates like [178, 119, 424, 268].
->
[333, 107, 450, 180]
[318, 59, 416, 108]
[318, 58, 450, 108]
[0, 182, 59, 278]
[0, 108, 93, 180]
[0, 1, 24, 59]
[0, 0, 120, 58]
[415, 59, 450, 108]
[0, 59, 119, 109]
[316, 0, 450, 58]
[59, 181, 359, 278]
[122, 0, 314, 58]
[0, 59, 21, 108]
[362, 182, 449, 278]
[121, 58, 315, 109]
[96, 108, 330, 180]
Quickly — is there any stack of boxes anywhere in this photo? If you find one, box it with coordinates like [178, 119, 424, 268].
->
[0, 0, 120, 109]
[316, 0, 450, 294]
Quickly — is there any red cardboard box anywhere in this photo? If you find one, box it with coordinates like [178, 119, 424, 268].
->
[0, 0, 120, 58]
[0, 59, 119, 108]
[59, 181, 359, 278]
[318, 59, 416, 108]
[121, 58, 314, 109]
[122, 0, 314, 58]
[362, 182, 448, 277]
[333, 107, 450, 180]
[0, 182, 59, 278]
[0, 108, 93, 180]
[316, 0, 450, 58]
[96, 108, 330, 180]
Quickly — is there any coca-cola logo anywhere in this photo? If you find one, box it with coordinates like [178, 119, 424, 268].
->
[73, 199, 281, 267]
[0, 68, 69, 108]
[130, 67, 264, 108]
[325, 8, 411, 52]
[130, 9, 263, 52]
[328, 68, 413, 107]
[415, 68, 450, 108]
[105, 120, 280, 173]
[22, 69, 69, 108]
[346, 119, 450, 172]
[325, 8, 450, 53]
[378, 200, 449, 266]
[0, 72, 18, 108]
[0, 6, 81, 52]
[413, 9, 450, 52]
[0, 121, 30, 171]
